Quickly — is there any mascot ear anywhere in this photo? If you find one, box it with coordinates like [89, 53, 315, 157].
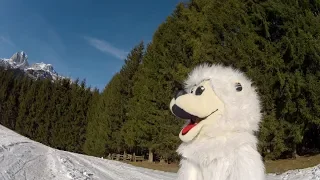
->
[235, 82, 242, 92]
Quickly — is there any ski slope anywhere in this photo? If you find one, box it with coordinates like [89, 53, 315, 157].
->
[0, 125, 319, 180]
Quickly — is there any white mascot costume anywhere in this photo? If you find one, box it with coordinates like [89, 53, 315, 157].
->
[170, 63, 265, 180]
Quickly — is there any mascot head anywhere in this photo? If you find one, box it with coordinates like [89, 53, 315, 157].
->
[170, 63, 262, 142]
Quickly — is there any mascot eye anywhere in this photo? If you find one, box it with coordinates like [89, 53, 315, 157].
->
[195, 86, 205, 95]
[235, 82, 242, 92]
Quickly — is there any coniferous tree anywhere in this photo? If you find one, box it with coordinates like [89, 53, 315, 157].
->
[84, 42, 144, 156]
[49, 78, 72, 150]
[117, 41, 144, 153]
[1, 72, 21, 129]
[0, 70, 14, 126]
[68, 79, 91, 153]
[126, 43, 184, 162]
[46, 79, 59, 147]
[3, 78, 21, 130]
[83, 87, 101, 155]
[16, 79, 39, 138]
[78, 82, 93, 152]
[15, 76, 32, 135]
[83, 74, 121, 157]
[32, 79, 52, 144]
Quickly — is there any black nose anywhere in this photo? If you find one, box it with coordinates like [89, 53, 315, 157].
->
[175, 89, 187, 99]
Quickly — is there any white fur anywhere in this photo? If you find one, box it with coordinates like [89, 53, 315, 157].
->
[176, 63, 265, 180]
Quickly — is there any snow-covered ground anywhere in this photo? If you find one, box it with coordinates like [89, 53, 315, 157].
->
[0, 125, 319, 180]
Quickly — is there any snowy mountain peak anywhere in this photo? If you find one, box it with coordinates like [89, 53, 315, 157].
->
[8, 51, 29, 69]
[0, 51, 65, 81]
[28, 62, 56, 74]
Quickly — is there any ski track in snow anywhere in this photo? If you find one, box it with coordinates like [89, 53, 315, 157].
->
[0, 125, 319, 180]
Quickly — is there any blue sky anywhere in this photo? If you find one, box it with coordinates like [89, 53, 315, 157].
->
[0, 0, 180, 90]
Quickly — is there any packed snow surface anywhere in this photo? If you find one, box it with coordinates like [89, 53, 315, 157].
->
[0, 125, 319, 180]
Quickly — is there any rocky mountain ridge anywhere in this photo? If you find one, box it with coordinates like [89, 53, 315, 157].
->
[0, 51, 65, 81]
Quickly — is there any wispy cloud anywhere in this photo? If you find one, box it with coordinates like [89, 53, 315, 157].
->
[84, 36, 128, 60]
[0, 36, 15, 47]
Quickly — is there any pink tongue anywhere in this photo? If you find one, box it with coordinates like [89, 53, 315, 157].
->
[182, 123, 197, 135]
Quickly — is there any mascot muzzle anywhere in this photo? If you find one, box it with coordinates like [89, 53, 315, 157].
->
[169, 80, 225, 142]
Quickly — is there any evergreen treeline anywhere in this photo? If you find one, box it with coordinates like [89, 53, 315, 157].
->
[0, 67, 94, 153]
[0, 0, 319, 163]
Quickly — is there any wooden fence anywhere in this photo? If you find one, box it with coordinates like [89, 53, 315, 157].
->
[107, 153, 145, 162]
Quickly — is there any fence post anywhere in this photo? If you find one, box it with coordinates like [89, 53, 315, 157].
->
[133, 152, 136, 162]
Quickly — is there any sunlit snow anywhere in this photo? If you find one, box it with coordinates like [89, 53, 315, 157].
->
[0, 125, 319, 180]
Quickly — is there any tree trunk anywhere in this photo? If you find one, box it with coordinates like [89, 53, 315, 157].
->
[148, 148, 153, 162]
[293, 148, 300, 159]
[160, 158, 166, 164]
[292, 143, 300, 159]
[124, 150, 127, 160]
[133, 152, 136, 162]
